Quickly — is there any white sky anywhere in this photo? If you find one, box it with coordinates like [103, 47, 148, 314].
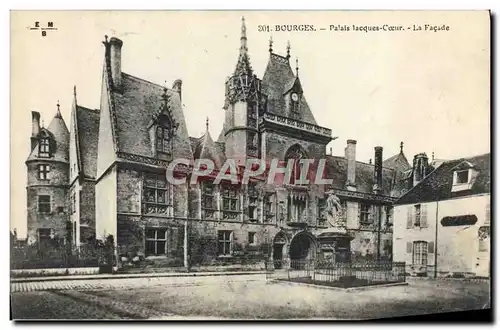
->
[10, 11, 490, 237]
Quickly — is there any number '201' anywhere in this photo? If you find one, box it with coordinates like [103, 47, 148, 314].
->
[258, 25, 270, 32]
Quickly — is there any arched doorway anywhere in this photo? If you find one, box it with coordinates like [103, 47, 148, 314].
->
[272, 231, 288, 269]
[289, 231, 317, 262]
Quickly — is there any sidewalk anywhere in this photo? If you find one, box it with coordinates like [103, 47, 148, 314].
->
[10, 270, 267, 283]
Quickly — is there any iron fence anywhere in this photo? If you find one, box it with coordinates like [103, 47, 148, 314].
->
[266, 259, 406, 287]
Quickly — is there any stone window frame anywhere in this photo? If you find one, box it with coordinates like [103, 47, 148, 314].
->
[38, 137, 51, 158]
[155, 122, 174, 156]
[221, 184, 241, 220]
[359, 203, 372, 224]
[145, 227, 169, 257]
[201, 181, 218, 220]
[248, 231, 256, 245]
[217, 230, 234, 256]
[37, 164, 50, 180]
[38, 195, 51, 214]
[143, 172, 172, 215]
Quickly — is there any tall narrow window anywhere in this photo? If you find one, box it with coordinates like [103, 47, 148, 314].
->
[143, 172, 170, 214]
[221, 185, 240, 220]
[38, 164, 50, 180]
[39, 138, 50, 157]
[412, 241, 428, 266]
[414, 204, 421, 226]
[263, 193, 275, 223]
[360, 204, 372, 224]
[38, 195, 51, 214]
[317, 198, 327, 225]
[156, 125, 173, 155]
[218, 230, 233, 256]
[145, 228, 168, 256]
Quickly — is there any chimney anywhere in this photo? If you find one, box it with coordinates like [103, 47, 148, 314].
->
[373, 146, 383, 194]
[109, 37, 123, 91]
[30, 111, 40, 151]
[172, 79, 182, 101]
[345, 139, 357, 191]
[413, 153, 429, 186]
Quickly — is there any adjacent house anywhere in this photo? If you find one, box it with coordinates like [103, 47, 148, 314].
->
[393, 153, 491, 278]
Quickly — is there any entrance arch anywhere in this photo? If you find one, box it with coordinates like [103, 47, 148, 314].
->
[272, 231, 289, 269]
[289, 231, 317, 261]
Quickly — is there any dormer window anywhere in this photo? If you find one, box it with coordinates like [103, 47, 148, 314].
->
[291, 92, 300, 115]
[455, 170, 469, 184]
[452, 167, 474, 192]
[39, 138, 50, 157]
[156, 124, 173, 155]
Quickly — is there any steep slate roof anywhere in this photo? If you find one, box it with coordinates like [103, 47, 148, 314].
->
[261, 53, 317, 125]
[396, 153, 491, 205]
[325, 155, 398, 196]
[110, 73, 193, 160]
[27, 109, 70, 163]
[76, 106, 100, 178]
[383, 152, 410, 171]
[192, 131, 226, 168]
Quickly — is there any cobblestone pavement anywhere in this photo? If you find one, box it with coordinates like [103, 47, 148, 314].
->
[11, 275, 490, 320]
[11, 274, 264, 293]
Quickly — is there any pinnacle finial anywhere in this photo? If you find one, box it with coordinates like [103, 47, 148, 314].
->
[41, 119, 45, 128]
[296, 57, 299, 76]
[269, 35, 273, 53]
[400, 141, 404, 153]
[55, 100, 62, 118]
[286, 41, 291, 59]
[206, 117, 209, 131]
[432, 151, 435, 161]
[240, 16, 248, 55]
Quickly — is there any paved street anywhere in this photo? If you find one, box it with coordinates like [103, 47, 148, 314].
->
[11, 274, 490, 320]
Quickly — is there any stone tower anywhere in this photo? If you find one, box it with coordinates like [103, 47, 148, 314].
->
[221, 17, 264, 166]
[25, 103, 70, 247]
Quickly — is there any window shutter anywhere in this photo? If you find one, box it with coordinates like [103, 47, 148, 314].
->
[485, 201, 491, 225]
[428, 241, 435, 254]
[407, 206, 413, 228]
[420, 205, 428, 228]
[406, 241, 413, 253]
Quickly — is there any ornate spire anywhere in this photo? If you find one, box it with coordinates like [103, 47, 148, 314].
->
[233, 16, 252, 76]
[286, 41, 291, 59]
[206, 117, 209, 131]
[400, 141, 404, 153]
[432, 151, 435, 162]
[240, 16, 247, 56]
[295, 58, 299, 76]
[269, 35, 273, 53]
